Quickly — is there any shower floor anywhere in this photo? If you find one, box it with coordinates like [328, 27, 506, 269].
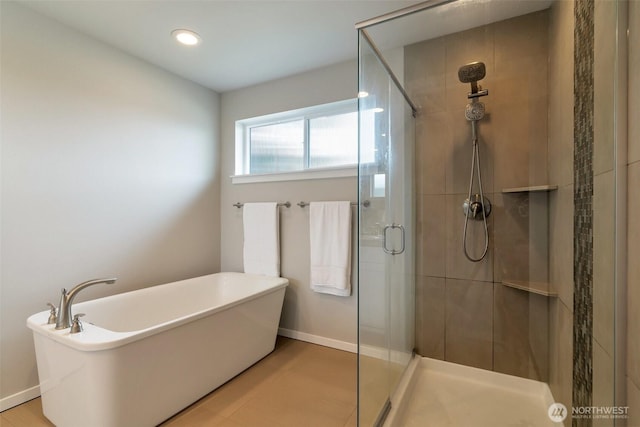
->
[394, 357, 557, 427]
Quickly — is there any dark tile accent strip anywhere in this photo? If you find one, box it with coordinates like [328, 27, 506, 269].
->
[573, 0, 594, 426]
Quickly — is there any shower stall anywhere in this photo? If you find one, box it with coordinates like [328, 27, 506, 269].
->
[356, 0, 627, 425]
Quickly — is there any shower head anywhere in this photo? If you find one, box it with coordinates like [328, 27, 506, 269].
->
[458, 62, 486, 83]
[458, 62, 487, 96]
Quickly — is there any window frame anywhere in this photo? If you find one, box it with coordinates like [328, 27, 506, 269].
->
[233, 99, 358, 184]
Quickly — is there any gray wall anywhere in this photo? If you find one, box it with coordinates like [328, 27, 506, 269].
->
[0, 3, 221, 405]
[220, 62, 358, 347]
[627, 1, 640, 424]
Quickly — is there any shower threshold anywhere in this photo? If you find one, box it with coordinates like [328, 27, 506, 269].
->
[387, 357, 558, 427]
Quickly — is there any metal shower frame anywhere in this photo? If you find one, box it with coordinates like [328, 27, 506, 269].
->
[355, 0, 457, 118]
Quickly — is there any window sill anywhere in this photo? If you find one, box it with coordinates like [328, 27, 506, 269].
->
[231, 165, 357, 184]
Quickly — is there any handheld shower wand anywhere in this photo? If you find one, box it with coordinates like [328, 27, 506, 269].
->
[458, 62, 490, 263]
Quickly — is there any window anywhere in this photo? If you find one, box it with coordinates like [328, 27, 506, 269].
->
[249, 120, 305, 174]
[234, 99, 358, 182]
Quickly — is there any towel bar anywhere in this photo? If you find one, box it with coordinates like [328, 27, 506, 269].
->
[233, 202, 291, 208]
[297, 200, 369, 208]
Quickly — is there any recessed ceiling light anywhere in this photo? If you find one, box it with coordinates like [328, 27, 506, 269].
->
[171, 29, 201, 46]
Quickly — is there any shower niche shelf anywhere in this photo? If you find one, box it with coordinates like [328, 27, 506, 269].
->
[501, 280, 557, 297]
[501, 185, 558, 193]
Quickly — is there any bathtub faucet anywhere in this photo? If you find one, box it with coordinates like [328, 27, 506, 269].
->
[55, 278, 117, 330]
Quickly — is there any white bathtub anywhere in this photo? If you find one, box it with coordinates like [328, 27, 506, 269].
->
[27, 272, 288, 427]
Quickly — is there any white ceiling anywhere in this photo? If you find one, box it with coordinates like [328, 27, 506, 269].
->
[19, 0, 552, 93]
[19, 0, 422, 92]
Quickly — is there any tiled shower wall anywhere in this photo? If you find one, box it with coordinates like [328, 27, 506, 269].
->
[406, 1, 627, 422]
[572, 0, 594, 417]
[407, 10, 551, 381]
[591, 0, 618, 423]
[627, 1, 640, 425]
[548, 0, 575, 415]
[546, 1, 619, 424]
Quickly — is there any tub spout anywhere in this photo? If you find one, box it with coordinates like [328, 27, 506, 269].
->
[55, 278, 117, 330]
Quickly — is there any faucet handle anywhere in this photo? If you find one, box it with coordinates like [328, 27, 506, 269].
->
[46, 303, 57, 325]
[70, 313, 85, 334]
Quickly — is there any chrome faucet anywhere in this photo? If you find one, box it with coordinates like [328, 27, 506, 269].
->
[55, 278, 117, 330]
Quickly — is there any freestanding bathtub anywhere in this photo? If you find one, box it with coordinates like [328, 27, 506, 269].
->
[27, 272, 288, 427]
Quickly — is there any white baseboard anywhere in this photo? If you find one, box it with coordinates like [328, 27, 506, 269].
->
[278, 328, 357, 353]
[0, 385, 40, 412]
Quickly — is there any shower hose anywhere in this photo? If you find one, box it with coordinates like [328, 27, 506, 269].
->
[463, 120, 489, 262]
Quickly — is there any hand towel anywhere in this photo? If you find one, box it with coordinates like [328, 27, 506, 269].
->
[243, 202, 280, 277]
[310, 201, 351, 296]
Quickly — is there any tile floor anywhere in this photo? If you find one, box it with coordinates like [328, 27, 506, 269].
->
[0, 337, 357, 427]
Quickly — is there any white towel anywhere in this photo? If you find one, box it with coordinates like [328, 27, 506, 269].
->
[309, 201, 352, 296]
[243, 203, 280, 277]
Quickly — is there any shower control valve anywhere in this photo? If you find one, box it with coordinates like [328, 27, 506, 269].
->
[462, 194, 491, 220]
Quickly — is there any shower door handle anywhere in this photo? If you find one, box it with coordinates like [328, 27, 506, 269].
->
[382, 223, 405, 255]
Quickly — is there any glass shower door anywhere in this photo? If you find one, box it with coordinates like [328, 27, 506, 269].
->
[358, 30, 415, 427]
